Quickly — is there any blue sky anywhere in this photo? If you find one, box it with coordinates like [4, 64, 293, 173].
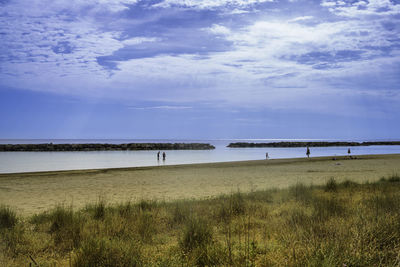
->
[0, 0, 399, 139]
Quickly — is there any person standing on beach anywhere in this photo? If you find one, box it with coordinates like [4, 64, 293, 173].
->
[162, 152, 166, 161]
[157, 151, 160, 160]
[306, 146, 310, 158]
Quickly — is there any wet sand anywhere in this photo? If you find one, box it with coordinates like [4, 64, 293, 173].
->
[1, 154, 399, 216]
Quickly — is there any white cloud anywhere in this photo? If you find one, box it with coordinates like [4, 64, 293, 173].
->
[288, 16, 314, 22]
[93, 0, 139, 12]
[122, 37, 161, 46]
[321, 0, 400, 17]
[321, 1, 337, 7]
[207, 24, 231, 35]
[153, 0, 274, 9]
[129, 106, 192, 110]
[230, 8, 251, 14]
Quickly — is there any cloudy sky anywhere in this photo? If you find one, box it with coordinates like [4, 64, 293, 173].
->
[0, 0, 399, 139]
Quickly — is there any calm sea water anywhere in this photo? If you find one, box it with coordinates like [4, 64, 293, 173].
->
[1, 139, 400, 173]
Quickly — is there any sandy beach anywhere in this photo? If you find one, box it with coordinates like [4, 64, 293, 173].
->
[1, 154, 399, 216]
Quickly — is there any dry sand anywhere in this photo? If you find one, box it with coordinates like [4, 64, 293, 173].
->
[1, 154, 399, 216]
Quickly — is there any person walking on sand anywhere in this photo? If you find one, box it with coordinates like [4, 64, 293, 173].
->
[157, 151, 160, 160]
[306, 146, 310, 158]
[162, 152, 166, 161]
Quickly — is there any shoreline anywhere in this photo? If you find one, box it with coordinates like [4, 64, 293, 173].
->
[1, 153, 399, 216]
[0, 153, 399, 176]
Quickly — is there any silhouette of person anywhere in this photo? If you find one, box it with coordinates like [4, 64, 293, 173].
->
[162, 152, 166, 161]
[306, 146, 310, 158]
[157, 151, 160, 160]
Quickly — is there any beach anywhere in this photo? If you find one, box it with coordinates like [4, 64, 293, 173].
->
[1, 153, 399, 216]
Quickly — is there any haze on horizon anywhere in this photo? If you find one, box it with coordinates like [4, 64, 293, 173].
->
[0, 0, 399, 140]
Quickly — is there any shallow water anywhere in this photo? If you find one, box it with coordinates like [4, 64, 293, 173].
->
[1, 139, 400, 173]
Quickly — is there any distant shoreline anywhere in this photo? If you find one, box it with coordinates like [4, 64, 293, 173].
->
[1, 153, 399, 176]
[228, 141, 400, 148]
[0, 143, 215, 152]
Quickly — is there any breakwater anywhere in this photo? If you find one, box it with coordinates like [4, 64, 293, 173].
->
[0, 143, 215, 151]
[227, 141, 400, 148]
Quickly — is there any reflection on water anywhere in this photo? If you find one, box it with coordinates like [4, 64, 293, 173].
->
[1, 139, 400, 173]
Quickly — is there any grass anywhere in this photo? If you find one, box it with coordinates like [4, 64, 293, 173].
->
[73, 238, 143, 267]
[0, 206, 17, 230]
[1, 175, 400, 266]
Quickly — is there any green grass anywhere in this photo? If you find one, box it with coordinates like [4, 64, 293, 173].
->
[0, 205, 17, 230]
[1, 175, 400, 266]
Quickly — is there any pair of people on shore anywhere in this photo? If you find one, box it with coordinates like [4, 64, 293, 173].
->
[157, 151, 166, 161]
[307, 147, 352, 159]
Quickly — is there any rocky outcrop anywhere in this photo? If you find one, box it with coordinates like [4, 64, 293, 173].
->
[0, 143, 215, 151]
[227, 141, 400, 148]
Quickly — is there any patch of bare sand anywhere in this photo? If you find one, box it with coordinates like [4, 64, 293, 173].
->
[1, 154, 399, 216]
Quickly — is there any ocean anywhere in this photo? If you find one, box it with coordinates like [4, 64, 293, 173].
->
[1, 139, 400, 173]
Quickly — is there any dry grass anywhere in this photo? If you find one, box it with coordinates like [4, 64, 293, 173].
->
[1, 175, 400, 266]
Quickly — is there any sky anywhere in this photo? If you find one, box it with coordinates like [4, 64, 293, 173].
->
[0, 0, 399, 140]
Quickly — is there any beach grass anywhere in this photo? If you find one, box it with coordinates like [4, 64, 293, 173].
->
[1, 175, 400, 266]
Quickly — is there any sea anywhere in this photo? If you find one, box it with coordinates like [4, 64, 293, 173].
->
[1, 139, 400, 173]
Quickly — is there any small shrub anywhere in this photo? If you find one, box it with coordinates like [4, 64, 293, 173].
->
[218, 201, 231, 223]
[286, 208, 311, 228]
[49, 205, 83, 250]
[186, 243, 223, 266]
[94, 198, 106, 220]
[379, 177, 387, 183]
[341, 179, 358, 188]
[170, 202, 190, 226]
[230, 192, 246, 216]
[49, 205, 74, 233]
[136, 212, 156, 242]
[1, 224, 27, 257]
[137, 199, 157, 211]
[180, 217, 213, 253]
[73, 238, 142, 267]
[180, 217, 221, 266]
[387, 174, 400, 183]
[0, 205, 17, 230]
[248, 189, 274, 203]
[325, 177, 338, 192]
[117, 201, 134, 218]
[366, 193, 400, 215]
[30, 212, 51, 225]
[217, 192, 246, 223]
[289, 183, 313, 204]
[312, 196, 346, 221]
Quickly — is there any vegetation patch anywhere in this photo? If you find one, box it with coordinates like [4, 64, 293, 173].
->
[0, 205, 17, 230]
[1, 174, 400, 266]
